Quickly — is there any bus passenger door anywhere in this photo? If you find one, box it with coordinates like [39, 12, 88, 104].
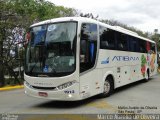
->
[79, 23, 101, 98]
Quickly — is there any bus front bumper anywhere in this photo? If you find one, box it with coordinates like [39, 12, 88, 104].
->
[24, 81, 83, 101]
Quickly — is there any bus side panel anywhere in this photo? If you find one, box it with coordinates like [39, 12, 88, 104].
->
[97, 50, 149, 89]
[149, 53, 157, 77]
[79, 50, 157, 98]
[130, 64, 140, 81]
[79, 69, 103, 99]
[129, 52, 144, 82]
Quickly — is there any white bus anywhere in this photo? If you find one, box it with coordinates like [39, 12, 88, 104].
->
[24, 17, 157, 100]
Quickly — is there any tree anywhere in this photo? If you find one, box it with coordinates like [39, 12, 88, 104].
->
[0, 10, 23, 84]
[0, 0, 8, 86]
[0, 0, 78, 86]
[151, 29, 160, 51]
[79, 12, 150, 38]
[100, 19, 150, 38]
[80, 13, 99, 20]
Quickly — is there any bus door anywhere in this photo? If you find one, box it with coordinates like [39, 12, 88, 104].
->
[79, 23, 101, 97]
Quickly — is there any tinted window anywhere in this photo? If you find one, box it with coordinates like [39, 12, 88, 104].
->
[80, 23, 97, 73]
[139, 39, 147, 53]
[99, 25, 152, 54]
[129, 36, 138, 52]
[81, 23, 97, 40]
[116, 32, 128, 51]
[100, 26, 115, 49]
[25, 22, 77, 77]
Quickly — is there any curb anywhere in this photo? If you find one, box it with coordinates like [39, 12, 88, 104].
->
[0, 85, 24, 91]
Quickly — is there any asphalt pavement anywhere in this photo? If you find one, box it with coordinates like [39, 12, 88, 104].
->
[0, 74, 160, 114]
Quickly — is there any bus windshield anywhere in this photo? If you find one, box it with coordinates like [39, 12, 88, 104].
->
[25, 22, 77, 77]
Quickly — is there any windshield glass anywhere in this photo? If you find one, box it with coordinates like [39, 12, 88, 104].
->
[25, 22, 77, 77]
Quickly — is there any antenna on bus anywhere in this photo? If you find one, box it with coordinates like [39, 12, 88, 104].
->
[114, 26, 138, 36]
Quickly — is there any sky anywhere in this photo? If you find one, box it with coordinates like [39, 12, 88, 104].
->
[47, 0, 160, 33]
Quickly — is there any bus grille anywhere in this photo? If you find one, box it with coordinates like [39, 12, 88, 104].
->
[32, 86, 57, 90]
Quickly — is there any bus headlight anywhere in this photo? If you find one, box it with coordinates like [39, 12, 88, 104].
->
[57, 80, 76, 90]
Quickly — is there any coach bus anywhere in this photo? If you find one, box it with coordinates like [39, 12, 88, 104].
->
[24, 17, 157, 100]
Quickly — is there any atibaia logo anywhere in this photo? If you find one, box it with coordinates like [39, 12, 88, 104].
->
[112, 56, 139, 61]
[101, 56, 139, 64]
[101, 57, 109, 64]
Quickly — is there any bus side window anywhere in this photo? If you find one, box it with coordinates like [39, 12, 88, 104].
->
[129, 36, 138, 52]
[100, 26, 116, 50]
[80, 23, 97, 73]
[116, 32, 128, 51]
[139, 40, 147, 53]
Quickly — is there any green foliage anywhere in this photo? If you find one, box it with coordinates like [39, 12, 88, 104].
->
[1, 0, 77, 27]
[151, 33, 160, 51]
[80, 13, 151, 39]
[0, 0, 77, 86]
[1, 0, 160, 86]
[4, 78, 23, 85]
[100, 19, 149, 38]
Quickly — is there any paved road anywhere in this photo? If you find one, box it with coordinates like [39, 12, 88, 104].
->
[0, 74, 160, 114]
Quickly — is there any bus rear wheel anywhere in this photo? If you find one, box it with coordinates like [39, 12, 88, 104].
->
[144, 69, 150, 82]
[100, 76, 114, 97]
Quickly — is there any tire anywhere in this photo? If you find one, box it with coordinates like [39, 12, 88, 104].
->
[144, 70, 150, 82]
[100, 76, 114, 97]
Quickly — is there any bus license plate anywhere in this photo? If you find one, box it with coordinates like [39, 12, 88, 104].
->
[38, 92, 48, 97]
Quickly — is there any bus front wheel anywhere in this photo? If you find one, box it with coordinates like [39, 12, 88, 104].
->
[100, 76, 114, 97]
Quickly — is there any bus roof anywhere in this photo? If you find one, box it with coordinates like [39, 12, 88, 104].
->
[30, 17, 155, 44]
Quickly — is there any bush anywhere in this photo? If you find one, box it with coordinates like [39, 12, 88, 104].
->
[4, 78, 23, 86]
